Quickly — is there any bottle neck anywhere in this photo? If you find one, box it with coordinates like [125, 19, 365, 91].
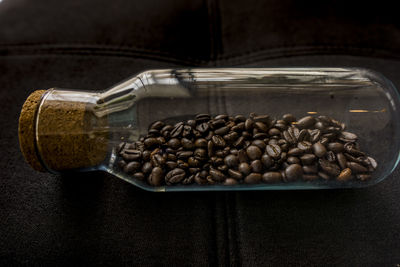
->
[35, 89, 109, 172]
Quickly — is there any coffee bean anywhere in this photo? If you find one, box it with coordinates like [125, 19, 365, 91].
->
[148, 167, 163, 186]
[344, 143, 365, 157]
[268, 128, 280, 136]
[245, 118, 254, 130]
[222, 154, 238, 168]
[253, 115, 272, 124]
[254, 122, 268, 132]
[300, 154, 316, 165]
[297, 141, 312, 152]
[176, 151, 193, 160]
[165, 161, 178, 170]
[122, 150, 142, 161]
[251, 160, 263, 173]
[133, 172, 145, 181]
[285, 164, 303, 181]
[287, 156, 300, 164]
[165, 168, 186, 185]
[303, 164, 318, 174]
[346, 162, 368, 173]
[266, 144, 281, 159]
[228, 169, 243, 180]
[253, 133, 268, 139]
[118, 160, 127, 169]
[327, 142, 344, 153]
[246, 145, 262, 160]
[232, 122, 245, 132]
[337, 168, 352, 182]
[171, 122, 184, 138]
[339, 131, 358, 142]
[244, 173, 262, 184]
[319, 159, 340, 177]
[177, 160, 189, 169]
[195, 113, 211, 122]
[239, 162, 252, 176]
[336, 153, 347, 169]
[313, 142, 327, 157]
[117, 142, 126, 155]
[297, 116, 316, 129]
[283, 130, 296, 144]
[194, 138, 207, 148]
[282, 114, 296, 124]
[234, 115, 246, 122]
[212, 135, 226, 147]
[224, 178, 238, 185]
[196, 122, 210, 133]
[287, 148, 303, 156]
[211, 119, 226, 128]
[262, 172, 282, 183]
[142, 162, 153, 174]
[214, 126, 230, 136]
[302, 174, 319, 181]
[123, 161, 141, 173]
[161, 125, 173, 134]
[182, 174, 195, 185]
[297, 129, 309, 142]
[224, 132, 239, 142]
[238, 149, 248, 163]
[210, 169, 226, 182]
[218, 165, 228, 172]
[326, 151, 336, 162]
[150, 120, 165, 130]
[309, 129, 321, 143]
[214, 114, 228, 121]
[180, 138, 194, 150]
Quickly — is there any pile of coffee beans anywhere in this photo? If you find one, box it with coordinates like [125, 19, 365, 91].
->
[116, 113, 377, 186]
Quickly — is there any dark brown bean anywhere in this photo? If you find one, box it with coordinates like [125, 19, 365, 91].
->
[327, 142, 344, 153]
[283, 130, 296, 144]
[356, 174, 371, 181]
[212, 135, 226, 147]
[303, 164, 318, 174]
[224, 154, 239, 168]
[347, 162, 368, 173]
[239, 162, 252, 176]
[313, 142, 327, 157]
[300, 154, 316, 165]
[196, 122, 210, 133]
[266, 144, 281, 159]
[209, 169, 226, 182]
[194, 138, 207, 148]
[167, 138, 181, 150]
[246, 145, 262, 160]
[176, 151, 193, 160]
[228, 169, 243, 180]
[297, 141, 312, 152]
[302, 174, 319, 181]
[181, 138, 194, 150]
[297, 116, 316, 129]
[122, 150, 142, 161]
[224, 178, 238, 185]
[337, 153, 347, 169]
[262, 172, 282, 183]
[133, 172, 145, 181]
[285, 164, 303, 181]
[244, 173, 262, 184]
[148, 167, 163, 186]
[319, 159, 341, 177]
[170, 122, 184, 137]
[123, 161, 141, 173]
[215, 126, 230, 135]
[318, 171, 330, 180]
[245, 118, 254, 130]
[251, 160, 263, 173]
[194, 148, 207, 161]
[254, 122, 268, 132]
[282, 114, 296, 124]
[165, 168, 186, 184]
[142, 162, 153, 174]
[287, 156, 300, 164]
[287, 148, 303, 156]
[195, 113, 211, 122]
[165, 161, 178, 170]
[224, 132, 239, 142]
[252, 140, 266, 150]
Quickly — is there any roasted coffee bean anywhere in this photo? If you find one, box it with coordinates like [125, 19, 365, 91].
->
[300, 154, 316, 165]
[253, 133, 268, 139]
[194, 138, 207, 148]
[224, 154, 239, 168]
[148, 167, 163, 186]
[176, 151, 193, 159]
[319, 159, 341, 177]
[297, 129, 309, 142]
[196, 122, 210, 133]
[346, 162, 368, 173]
[253, 115, 272, 124]
[251, 160, 263, 173]
[268, 128, 280, 136]
[313, 142, 327, 157]
[210, 169, 226, 182]
[244, 173, 262, 184]
[285, 164, 303, 181]
[211, 119, 226, 128]
[166, 161, 178, 170]
[336, 153, 347, 169]
[344, 143, 365, 157]
[181, 125, 192, 137]
[233, 136, 245, 147]
[194, 172, 207, 184]
[142, 162, 153, 174]
[252, 140, 266, 150]
[320, 137, 329, 146]
[187, 119, 196, 127]
[148, 128, 160, 136]
[195, 113, 211, 122]
[290, 127, 300, 140]
[232, 122, 245, 132]
[309, 129, 321, 143]
[314, 121, 326, 131]
[287, 148, 303, 156]
[230, 148, 239, 155]
[214, 126, 230, 135]
[122, 150, 142, 161]
[182, 174, 195, 185]
[165, 168, 186, 184]
[268, 139, 278, 145]
[337, 168, 352, 182]
[118, 159, 127, 169]
[246, 145, 262, 160]
[297, 116, 316, 129]
[254, 122, 268, 132]
[303, 164, 318, 174]
[327, 142, 344, 153]
[217, 165, 228, 172]
[224, 132, 239, 142]
[283, 130, 296, 144]
[188, 157, 201, 167]
[150, 120, 165, 130]
[266, 144, 281, 159]
[343, 153, 364, 164]
[151, 154, 165, 167]
[282, 114, 296, 124]
[234, 115, 246, 122]
[287, 156, 300, 164]
[245, 118, 254, 130]
[161, 124, 173, 134]
[170, 122, 184, 138]
[356, 174, 371, 181]
[123, 161, 141, 173]
[326, 151, 336, 162]
[117, 142, 126, 155]
[181, 138, 194, 150]
[224, 178, 238, 185]
[318, 171, 330, 180]
[215, 114, 229, 121]
[228, 169, 243, 180]
[238, 149, 248, 163]
[192, 148, 206, 161]
[239, 162, 252, 176]
[212, 135, 226, 147]
[297, 141, 312, 152]
[302, 174, 319, 181]
[177, 160, 189, 169]
[339, 131, 358, 142]
[133, 172, 145, 181]
[262, 172, 282, 183]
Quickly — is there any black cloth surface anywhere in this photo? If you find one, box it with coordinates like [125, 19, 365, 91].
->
[1, 0, 400, 266]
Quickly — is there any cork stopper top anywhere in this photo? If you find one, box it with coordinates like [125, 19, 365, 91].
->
[18, 90, 47, 171]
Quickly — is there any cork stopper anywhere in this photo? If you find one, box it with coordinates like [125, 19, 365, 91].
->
[19, 89, 108, 172]
[18, 90, 47, 171]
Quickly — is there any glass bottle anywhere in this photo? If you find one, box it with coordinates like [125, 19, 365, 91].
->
[18, 68, 400, 191]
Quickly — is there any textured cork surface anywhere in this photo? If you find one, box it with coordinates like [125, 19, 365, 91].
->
[18, 90, 47, 172]
[35, 95, 109, 171]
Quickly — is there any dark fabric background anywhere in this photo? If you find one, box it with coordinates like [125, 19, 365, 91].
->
[1, 0, 399, 266]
